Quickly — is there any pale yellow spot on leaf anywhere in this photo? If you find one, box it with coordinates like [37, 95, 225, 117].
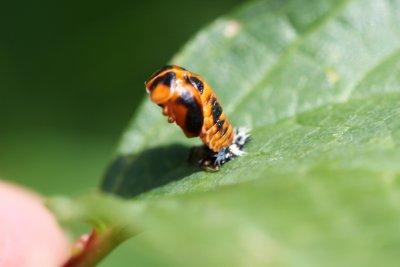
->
[223, 20, 241, 38]
[325, 68, 341, 86]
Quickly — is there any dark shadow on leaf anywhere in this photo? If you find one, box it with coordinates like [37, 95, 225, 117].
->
[101, 144, 200, 198]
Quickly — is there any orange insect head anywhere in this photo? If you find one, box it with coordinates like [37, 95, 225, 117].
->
[145, 73, 175, 105]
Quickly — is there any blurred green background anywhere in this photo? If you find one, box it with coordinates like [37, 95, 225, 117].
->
[0, 1, 243, 265]
[0, 0, 243, 196]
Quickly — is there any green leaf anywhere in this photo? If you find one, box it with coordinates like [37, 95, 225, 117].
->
[91, 0, 400, 266]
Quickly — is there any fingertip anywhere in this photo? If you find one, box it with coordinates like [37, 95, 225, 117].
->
[0, 181, 70, 267]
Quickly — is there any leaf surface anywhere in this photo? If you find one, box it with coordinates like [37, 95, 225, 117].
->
[94, 0, 400, 266]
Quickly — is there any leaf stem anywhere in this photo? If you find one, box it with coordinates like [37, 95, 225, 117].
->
[63, 227, 128, 267]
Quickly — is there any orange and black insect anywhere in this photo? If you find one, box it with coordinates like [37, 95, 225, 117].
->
[145, 65, 250, 170]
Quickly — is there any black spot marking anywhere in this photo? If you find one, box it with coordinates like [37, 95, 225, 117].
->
[148, 71, 176, 91]
[147, 65, 174, 82]
[176, 65, 187, 70]
[162, 72, 175, 86]
[217, 120, 224, 130]
[211, 97, 223, 123]
[177, 91, 203, 135]
[187, 76, 204, 93]
[220, 126, 228, 136]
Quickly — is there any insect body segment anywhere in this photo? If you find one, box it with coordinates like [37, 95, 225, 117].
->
[145, 65, 250, 170]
